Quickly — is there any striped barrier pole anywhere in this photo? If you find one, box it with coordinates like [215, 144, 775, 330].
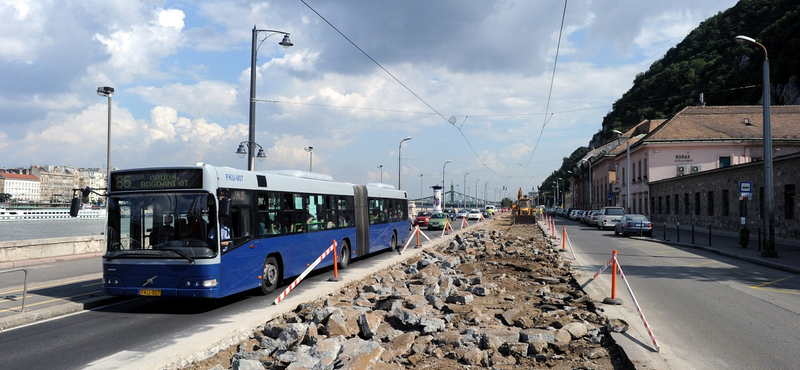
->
[400, 226, 433, 255]
[274, 240, 337, 305]
[603, 250, 623, 305]
[615, 256, 661, 352]
[593, 256, 614, 280]
[564, 227, 577, 260]
[461, 217, 469, 229]
[562, 226, 567, 250]
[441, 219, 453, 237]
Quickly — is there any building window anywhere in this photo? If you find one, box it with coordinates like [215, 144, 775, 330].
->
[722, 189, 729, 216]
[684, 193, 690, 215]
[785, 184, 795, 220]
[695, 192, 701, 215]
[666, 195, 671, 215]
[719, 156, 732, 168]
[651, 197, 655, 215]
[658, 196, 662, 214]
[675, 193, 679, 215]
[759, 187, 764, 218]
[708, 191, 714, 216]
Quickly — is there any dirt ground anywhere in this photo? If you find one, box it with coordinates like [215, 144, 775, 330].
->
[181, 215, 631, 370]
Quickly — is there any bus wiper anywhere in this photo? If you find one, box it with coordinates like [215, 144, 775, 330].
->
[105, 252, 155, 261]
[162, 248, 196, 264]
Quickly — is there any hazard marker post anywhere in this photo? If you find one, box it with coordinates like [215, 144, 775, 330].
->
[614, 254, 661, 352]
[400, 225, 432, 255]
[561, 226, 567, 251]
[274, 240, 337, 305]
[603, 250, 623, 305]
[327, 240, 340, 282]
[460, 217, 469, 229]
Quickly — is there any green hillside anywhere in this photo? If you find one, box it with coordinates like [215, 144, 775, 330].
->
[591, 0, 800, 146]
[542, 0, 799, 199]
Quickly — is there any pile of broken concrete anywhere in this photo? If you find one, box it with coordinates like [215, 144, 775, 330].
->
[206, 225, 626, 370]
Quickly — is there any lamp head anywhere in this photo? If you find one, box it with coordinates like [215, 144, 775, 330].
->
[279, 34, 293, 48]
[97, 86, 114, 97]
[735, 35, 757, 46]
[256, 148, 267, 161]
[305, 146, 313, 152]
[612, 129, 622, 135]
[235, 143, 247, 158]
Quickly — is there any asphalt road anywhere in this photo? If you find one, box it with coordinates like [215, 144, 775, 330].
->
[562, 217, 800, 370]
[0, 223, 459, 370]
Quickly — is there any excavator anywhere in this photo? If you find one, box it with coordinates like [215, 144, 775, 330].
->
[514, 187, 536, 224]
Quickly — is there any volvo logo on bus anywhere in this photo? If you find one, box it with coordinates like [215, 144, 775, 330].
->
[143, 275, 158, 287]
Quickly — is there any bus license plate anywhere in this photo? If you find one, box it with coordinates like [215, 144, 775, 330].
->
[139, 289, 162, 296]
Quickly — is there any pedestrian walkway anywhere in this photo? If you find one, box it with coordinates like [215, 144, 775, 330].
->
[642, 224, 800, 274]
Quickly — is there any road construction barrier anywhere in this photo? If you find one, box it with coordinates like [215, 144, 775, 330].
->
[460, 217, 469, 229]
[561, 226, 577, 260]
[589, 250, 660, 352]
[274, 240, 338, 305]
[400, 225, 431, 255]
[614, 254, 661, 352]
[440, 219, 453, 237]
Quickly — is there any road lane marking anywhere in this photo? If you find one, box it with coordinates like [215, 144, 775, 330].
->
[750, 276, 799, 295]
[0, 276, 100, 296]
[688, 260, 721, 267]
[0, 290, 105, 313]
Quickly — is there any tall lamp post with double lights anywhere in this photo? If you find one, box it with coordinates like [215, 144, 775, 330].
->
[397, 137, 412, 189]
[243, 26, 293, 171]
[612, 130, 631, 212]
[475, 179, 480, 208]
[304, 146, 313, 172]
[735, 35, 776, 257]
[97, 87, 114, 189]
[442, 160, 452, 209]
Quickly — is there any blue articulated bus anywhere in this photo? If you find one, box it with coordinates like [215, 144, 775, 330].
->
[103, 163, 410, 298]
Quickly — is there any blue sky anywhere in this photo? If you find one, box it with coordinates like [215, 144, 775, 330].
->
[0, 0, 739, 201]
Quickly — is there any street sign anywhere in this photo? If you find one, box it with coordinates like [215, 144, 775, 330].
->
[739, 181, 752, 193]
[607, 193, 612, 200]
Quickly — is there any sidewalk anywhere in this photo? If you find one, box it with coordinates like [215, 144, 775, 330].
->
[639, 224, 800, 274]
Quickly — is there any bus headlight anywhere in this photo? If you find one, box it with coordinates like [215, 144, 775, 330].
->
[202, 279, 218, 287]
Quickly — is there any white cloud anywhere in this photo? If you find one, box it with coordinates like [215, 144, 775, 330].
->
[130, 81, 240, 120]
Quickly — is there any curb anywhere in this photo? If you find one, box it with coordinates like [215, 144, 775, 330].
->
[635, 236, 800, 274]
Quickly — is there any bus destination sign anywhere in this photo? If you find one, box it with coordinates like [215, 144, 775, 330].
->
[111, 169, 203, 191]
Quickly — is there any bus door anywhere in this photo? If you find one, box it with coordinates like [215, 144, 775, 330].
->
[353, 185, 370, 256]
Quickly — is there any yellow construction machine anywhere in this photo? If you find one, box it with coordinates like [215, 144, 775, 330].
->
[514, 188, 536, 224]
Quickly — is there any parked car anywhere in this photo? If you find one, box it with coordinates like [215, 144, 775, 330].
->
[456, 209, 469, 219]
[569, 209, 583, 220]
[427, 213, 450, 230]
[581, 210, 599, 225]
[467, 209, 482, 220]
[614, 214, 653, 236]
[596, 206, 625, 230]
[414, 211, 433, 226]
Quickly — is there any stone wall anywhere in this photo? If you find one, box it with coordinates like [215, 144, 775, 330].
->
[0, 236, 105, 264]
[648, 152, 800, 240]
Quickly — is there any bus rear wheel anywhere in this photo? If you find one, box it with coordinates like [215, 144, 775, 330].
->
[260, 256, 280, 295]
[338, 241, 351, 269]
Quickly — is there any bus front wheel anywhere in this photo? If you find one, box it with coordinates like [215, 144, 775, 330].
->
[260, 256, 280, 295]
[338, 241, 351, 269]
[391, 232, 397, 251]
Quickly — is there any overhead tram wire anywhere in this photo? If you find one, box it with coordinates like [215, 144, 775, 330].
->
[300, 0, 502, 180]
[523, 0, 569, 170]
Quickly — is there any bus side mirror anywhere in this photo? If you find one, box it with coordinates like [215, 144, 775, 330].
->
[70, 197, 82, 217]
[219, 197, 231, 217]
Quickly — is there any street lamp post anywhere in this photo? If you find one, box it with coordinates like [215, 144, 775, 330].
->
[612, 130, 631, 212]
[398, 137, 412, 189]
[378, 165, 383, 183]
[96, 86, 114, 190]
[442, 160, 452, 209]
[304, 146, 313, 172]
[475, 179, 480, 208]
[246, 26, 293, 171]
[579, 158, 593, 210]
[736, 35, 775, 257]
[419, 174, 424, 206]
[463, 172, 470, 209]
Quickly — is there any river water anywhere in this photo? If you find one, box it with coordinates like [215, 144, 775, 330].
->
[0, 219, 106, 242]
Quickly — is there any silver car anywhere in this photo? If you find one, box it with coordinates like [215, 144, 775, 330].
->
[597, 206, 625, 230]
[614, 214, 653, 237]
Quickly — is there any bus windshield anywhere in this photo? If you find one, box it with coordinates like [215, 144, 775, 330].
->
[106, 192, 217, 260]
